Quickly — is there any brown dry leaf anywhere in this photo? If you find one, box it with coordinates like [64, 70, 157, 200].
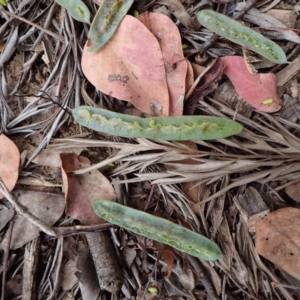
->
[255, 207, 300, 281]
[0, 134, 20, 199]
[59, 258, 79, 291]
[221, 56, 282, 112]
[163, 245, 174, 278]
[60, 153, 116, 224]
[137, 12, 187, 116]
[184, 59, 224, 115]
[0, 190, 65, 250]
[156, 0, 199, 29]
[285, 181, 300, 202]
[185, 61, 194, 93]
[26, 144, 86, 167]
[179, 141, 200, 201]
[81, 15, 169, 116]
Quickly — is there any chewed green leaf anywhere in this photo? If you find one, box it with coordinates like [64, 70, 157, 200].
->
[72, 106, 243, 141]
[87, 0, 134, 51]
[0, 0, 7, 7]
[93, 200, 222, 261]
[196, 10, 287, 64]
[56, 0, 90, 24]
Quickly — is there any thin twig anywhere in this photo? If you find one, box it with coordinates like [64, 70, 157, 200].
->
[0, 8, 65, 42]
[1, 220, 14, 300]
[0, 177, 56, 236]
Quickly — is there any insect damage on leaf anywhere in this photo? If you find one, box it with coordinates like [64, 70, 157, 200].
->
[72, 106, 243, 141]
[93, 200, 222, 261]
[196, 10, 287, 64]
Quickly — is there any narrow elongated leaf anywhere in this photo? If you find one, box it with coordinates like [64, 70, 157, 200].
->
[93, 200, 222, 261]
[72, 106, 243, 141]
[87, 0, 134, 51]
[196, 10, 287, 64]
[56, 0, 90, 24]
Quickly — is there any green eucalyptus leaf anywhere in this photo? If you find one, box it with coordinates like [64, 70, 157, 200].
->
[0, 0, 7, 6]
[87, 0, 134, 51]
[72, 106, 243, 141]
[56, 0, 90, 24]
[196, 10, 287, 64]
[93, 200, 222, 261]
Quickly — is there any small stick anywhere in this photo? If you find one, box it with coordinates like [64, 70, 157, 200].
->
[0, 8, 65, 42]
[1, 220, 14, 300]
[0, 177, 56, 236]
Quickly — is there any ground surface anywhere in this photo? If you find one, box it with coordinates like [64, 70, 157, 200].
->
[1, 1, 300, 299]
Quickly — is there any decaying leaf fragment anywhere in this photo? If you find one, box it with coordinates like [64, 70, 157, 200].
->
[256, 207, 300, 281]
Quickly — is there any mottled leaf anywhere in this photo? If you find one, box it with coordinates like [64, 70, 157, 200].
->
[56, 0, 90, 24]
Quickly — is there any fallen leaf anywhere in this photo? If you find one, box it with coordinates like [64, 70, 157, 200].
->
[255, 207, 300, 280]
[285, 181, 300, 202]
[163, 246, 174, 278]
[76, 241, 101, 298]
[26, 144, 85, 167]
[0, 190, 65, 250]
[156, 0, 199, 29]
[138, 12, 187, 116]
[0, 134, 20, 199]
[185, 59, 224, 115]
[60, 153, 116, 224]
[221, 56, 282, 112]
[87, 0, 133, 51]
[185, 61, 194, 93]
[0, 199, 14, 231]
[59, 258, 79, 290]
[81, 15, 169, 116]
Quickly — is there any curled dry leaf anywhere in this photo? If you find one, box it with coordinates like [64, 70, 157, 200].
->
[60, 153, 116, 224]
[255, 207, 300, 281]
[220, 56, 282, 112]
[138, 12, 187, 116]
[81, 15, 169, 116]
[0, 134, 20, 199]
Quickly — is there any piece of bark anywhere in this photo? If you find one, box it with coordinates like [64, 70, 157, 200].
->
[277, 56, 300, 87]
[22, 237, 40, 300]
[85, 231, 124, 293]
[214, 82, 253, 118]
[233, 187, 269, 233]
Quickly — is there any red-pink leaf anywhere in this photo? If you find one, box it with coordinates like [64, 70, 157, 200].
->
[61, 153, 116, 224]
[221, 56, 282, 112]
[0, 134, 20, 199]
[81, 15, 169, 116]
[138, 12, 187, 116]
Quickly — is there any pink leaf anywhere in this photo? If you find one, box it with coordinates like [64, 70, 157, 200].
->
[81, 15, 169, 116]
[220, 56, 282, 112]
[61, 153, 116, 225]
[138, 12, 187, 116]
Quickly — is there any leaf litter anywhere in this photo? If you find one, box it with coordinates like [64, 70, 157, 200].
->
[1, 1, 300, 299]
